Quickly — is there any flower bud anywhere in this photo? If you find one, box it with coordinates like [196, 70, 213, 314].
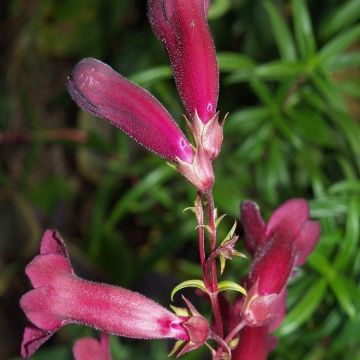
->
[148, 0, 219, 123]
[67, 58, 194, 163]
[188, 111, 224, 160]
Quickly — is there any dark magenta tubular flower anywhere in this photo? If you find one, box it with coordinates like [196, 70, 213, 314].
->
[67, 58, 194, 163]
[232, 326, 272, 360]
[148, 0, 219, 123]
[73, 334, 110, 360]
[20, 230, 189, 358]
[241, 199, 321, 266]
[240, 199, 321, 327]
[265, 199, 321, 266]
[248, 236, 295, 296]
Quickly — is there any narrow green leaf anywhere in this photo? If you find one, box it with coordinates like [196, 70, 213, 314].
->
[330, 275, 357, 319]
[288, 108, 335, 146]
[318, 25, 360, 65]
[207, 0, 231, 20]
[308, 252, 356, 319]
[170, 305, 189, 317]
[226, 61, 303, 83]
[321, 0, 360, 39]
[334, 196, 360, 270]
[325, 52, 360, 71]
[255, 61, 304, 80]
[170, 279, 206, 301]
[129, 66, 172, 87]
[310, 198, 348, 218]
[311, 74, 346, 112]
[234, 123, 272, 162]
[336, 80, 360, 99]
[106, 166, 174, 231]
[217, 52, 255, 73]
[220, 255, 226, 275]
[225, 107, 269, 133]
[168, 340, 185, 358]
[292, 0, 316, 59]
[183, 206, 197, 214]
[328, 110, 360, 172]
[221, 221, 237, 244]
[215, 213, 227, 228]
[329, 180, 360, 195]
[89, 165, 120, 258]
[264, 1, 297, 60]
[277, 279, 327, 336]
[217, 280, 247, 296]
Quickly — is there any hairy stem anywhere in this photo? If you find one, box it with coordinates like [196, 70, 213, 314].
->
[196, 192, 208, 286]
[203, 190, 224, 338]
[214, 320, 246, 359]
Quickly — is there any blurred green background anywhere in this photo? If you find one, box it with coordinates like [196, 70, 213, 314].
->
[1, 0, 360, 359]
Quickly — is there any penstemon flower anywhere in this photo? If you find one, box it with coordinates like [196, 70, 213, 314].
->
[20, 230, 209, 358]
[231, 199, 321, 358]
[19, 1, 323, 359]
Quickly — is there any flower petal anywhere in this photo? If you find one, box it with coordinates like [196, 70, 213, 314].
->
[73, 334, 110, 360]
[148, 0, 218, 122]
[294, 220, 321, 266]
[265, 199, 309, 240]
[249, 236, 295, 295]
[67, 58, 194, 163]
[240, 201, 266, 253]
[21, 326, 54, 359]
[20, 230, 190, 357]
[232, 326, 270, 360]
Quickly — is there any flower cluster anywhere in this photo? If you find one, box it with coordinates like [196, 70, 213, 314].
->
[19, 1, 322, 359]
[67, 0, 223, 193]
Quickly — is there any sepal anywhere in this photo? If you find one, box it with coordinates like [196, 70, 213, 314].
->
[176, 297, 210, 357]
[242, 281, 284, 327]
[177, 146, 214, 192]
[188, 111, 224, 160]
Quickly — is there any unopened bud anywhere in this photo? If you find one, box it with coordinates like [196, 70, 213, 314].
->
[189, 111, 224, 160]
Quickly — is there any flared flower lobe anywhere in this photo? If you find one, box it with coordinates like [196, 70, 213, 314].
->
[20, 230, 189, 358]
[240, 199, 321, 327]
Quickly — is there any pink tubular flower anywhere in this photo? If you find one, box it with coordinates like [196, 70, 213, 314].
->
[148, 0, 219, 123]
[230, 199, 321, 359]
[73, 333, 110, 360]
[241, 199, 321, 266]
[240, 199, 320, 327]
[20, 230, 190, 358]
[67, 58, 194, 164]
[232, 326, 272, 360]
